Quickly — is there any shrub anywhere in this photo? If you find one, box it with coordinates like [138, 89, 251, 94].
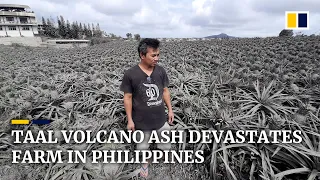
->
[279, 29, 293, 37]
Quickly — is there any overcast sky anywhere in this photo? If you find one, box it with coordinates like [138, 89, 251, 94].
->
[1, 0, 320, 38]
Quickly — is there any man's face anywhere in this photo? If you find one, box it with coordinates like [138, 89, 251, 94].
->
[141, 47, 160, 67]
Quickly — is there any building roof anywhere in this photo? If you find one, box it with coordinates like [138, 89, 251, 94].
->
[0, 4, 31, 9]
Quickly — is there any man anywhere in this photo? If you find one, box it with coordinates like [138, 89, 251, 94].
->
[120, 38, 174, 178]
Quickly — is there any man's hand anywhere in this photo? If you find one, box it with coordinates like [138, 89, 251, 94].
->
[127, 120, 135, 131]
[168, 110, 174, 125]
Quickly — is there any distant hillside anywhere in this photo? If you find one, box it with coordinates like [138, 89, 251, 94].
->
[204, 33, 236, 39]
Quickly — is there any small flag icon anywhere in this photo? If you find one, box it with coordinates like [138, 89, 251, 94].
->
[11, 119, 51, 125]
[32, 119, 51, 125]
[11, 119, 30, 125]
[285, 11, 309, 30]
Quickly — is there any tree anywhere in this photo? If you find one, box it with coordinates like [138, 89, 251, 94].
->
[66, 20, 71, 39]
[58, 15, 66, 38]
[96, 23, 100, 31]
[93, 23, 102, 37]
[83, 24, 88, 38]
[70, 22, 79, 39]
[40, 15, 109, 39]
[79, 23, 83, 38]
[75, 21, 80, 39]
[134, 34, 141, 41]
[279, 29, 293, 37]
[110, 33, 116, 39]
[91, 23, 95, 37]
[87, 23, 92, 38]
[41, 17, 47, 35]
[126, 33, 132, 39]
[57, 16, 61, 37]
[46, 18, 57, 37]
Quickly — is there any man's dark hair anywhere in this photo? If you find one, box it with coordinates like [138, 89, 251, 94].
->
[138, 38, 160, 58]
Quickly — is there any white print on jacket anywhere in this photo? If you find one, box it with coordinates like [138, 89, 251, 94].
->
[143, 83, 162, 106]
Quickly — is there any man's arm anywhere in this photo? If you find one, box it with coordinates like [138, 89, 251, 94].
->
[120, 69, 134, 130]
[124, 93, 135, 131]
[163, 87, 174, 124]
[163, 87, 172, 112]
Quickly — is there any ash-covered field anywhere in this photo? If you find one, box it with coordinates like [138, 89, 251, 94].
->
[0, 36, 319, 180]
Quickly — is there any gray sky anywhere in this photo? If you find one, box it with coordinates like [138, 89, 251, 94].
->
[1, 0, 320, 38]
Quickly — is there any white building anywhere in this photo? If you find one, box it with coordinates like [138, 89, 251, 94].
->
[0, 4, 39, 37]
